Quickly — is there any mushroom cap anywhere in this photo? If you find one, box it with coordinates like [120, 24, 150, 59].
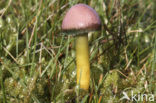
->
[62, 4, 101, 35]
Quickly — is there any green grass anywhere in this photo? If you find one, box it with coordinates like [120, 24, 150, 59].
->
[0, 0, 156, 103]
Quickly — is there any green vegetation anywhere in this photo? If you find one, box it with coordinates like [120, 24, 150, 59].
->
[0, 0, 155, 103]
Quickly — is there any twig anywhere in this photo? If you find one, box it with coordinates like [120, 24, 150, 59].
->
[124, 59, 132, 70]
[39, 42, 43, 77]
[137, 63, 146, 77]
[3, 47, 18, 64]
[28, 0, 42, 46]
[0, 0, 12, 17]
[116, 70, 128, 79]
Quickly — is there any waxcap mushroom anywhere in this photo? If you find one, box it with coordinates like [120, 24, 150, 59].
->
[62, 3, 101, 35]
[61, 3, 101, 90]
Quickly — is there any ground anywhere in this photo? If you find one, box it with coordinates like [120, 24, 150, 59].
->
[0, 0, 156, 103]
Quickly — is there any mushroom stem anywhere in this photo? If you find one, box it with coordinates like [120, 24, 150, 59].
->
[76, 34, 90, 90]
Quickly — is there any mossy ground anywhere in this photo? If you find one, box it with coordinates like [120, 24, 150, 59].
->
[0, 0, 156, 103]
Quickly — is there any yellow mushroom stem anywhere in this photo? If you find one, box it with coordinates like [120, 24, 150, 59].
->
[76, 34, 90, 90]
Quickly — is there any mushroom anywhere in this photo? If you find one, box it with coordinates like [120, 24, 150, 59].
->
[62, 4, 101, 90]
